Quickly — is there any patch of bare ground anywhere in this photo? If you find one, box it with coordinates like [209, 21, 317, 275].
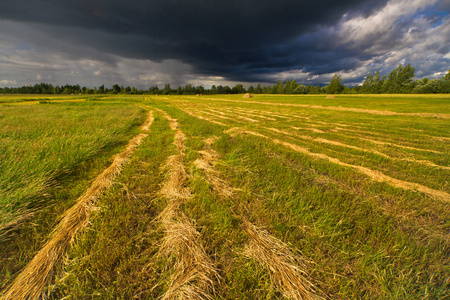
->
[153, 108, 219, 300]
[226, 128, 450, 202]
[194, 136, 322, 300]
[1, 111, 154, 300]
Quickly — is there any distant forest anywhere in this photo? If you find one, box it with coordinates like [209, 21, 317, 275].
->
[2, 64, 449, 95]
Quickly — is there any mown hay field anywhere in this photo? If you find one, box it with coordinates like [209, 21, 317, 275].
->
[0, 94, 449, 299]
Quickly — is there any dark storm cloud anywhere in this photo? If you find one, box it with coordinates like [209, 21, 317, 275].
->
[0, 0, 392, 82]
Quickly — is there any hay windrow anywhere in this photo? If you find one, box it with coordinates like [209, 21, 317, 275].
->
[1, 111, 154, 300]
[231, 108, 277, 120]
[206, 108, 258, 123]
[270, 127, 450, 170]
[177, 107, 228, 126]
[194, 137, 234, 198]
[358, 136, 442, 154]
[242, 219, 322, 300]
[194, 136, 321, 299]
[141, 110, 154, 132]
[158, 211, 219, 300]
[236, 129, 450, 202]
[205, 98, 450, 119]
[154, 108, 219, 300]
[160, 154, 191, 201]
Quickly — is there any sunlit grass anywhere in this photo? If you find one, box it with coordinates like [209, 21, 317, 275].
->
[0, 101, 145, 235]
[1, 94, 449, 299]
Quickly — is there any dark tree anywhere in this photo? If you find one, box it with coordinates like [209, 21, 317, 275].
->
[112, 84, 121, 94]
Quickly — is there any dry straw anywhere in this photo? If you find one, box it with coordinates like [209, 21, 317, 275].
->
[193, 135, 320, 299]
[154, 108, 219, 300]
[193, 137, 234, 198]
[1, 111, 153, 300]
[206, 97, 450, 119]
[232, 128, 450, 202]
[242, 218, 322, 300]
[158, 211, 219, 300]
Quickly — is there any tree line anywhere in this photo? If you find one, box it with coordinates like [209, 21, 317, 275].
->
[1, 65, 449, 95]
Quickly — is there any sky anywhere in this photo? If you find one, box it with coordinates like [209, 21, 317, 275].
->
[0, 0, 449, 89]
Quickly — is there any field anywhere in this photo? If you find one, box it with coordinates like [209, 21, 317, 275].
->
[0, 94, 449, 299]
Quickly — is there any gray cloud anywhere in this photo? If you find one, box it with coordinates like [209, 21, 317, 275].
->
[0, 0, 448, 87]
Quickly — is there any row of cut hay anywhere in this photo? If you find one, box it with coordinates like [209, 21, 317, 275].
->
[194, 137, 322, 300]
[268, 127, 450, 170]
[153, 107, 219, 300]
[289, 120, 445, 155]
[1, 111, 154, 300]
[177, 107, 228, 126]
[198, 109, 237, 122]
[205, 97, 450, 119]
[157, 210, 219, 300]
[231, 106, 309, 120]
[226, 127, 450, 202]
[221, 107, 275, 121]
[204, 108, 258, 123]
[193, 137, 234, 198]
[242, 219, 322, 300]
[329, 126, 444, 154]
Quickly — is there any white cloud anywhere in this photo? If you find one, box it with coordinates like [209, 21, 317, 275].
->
[339, 0, 439, 51]
[0, 80, 17, 85]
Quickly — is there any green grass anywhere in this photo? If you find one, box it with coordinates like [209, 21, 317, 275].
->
[50, 110, 174, 299]
[0, 98, 146, 288]
[1, 94, 449, 299]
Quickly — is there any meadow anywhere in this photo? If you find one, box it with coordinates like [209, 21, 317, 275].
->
[0, 94, 449, 299]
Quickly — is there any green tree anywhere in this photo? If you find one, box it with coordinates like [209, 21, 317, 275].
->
[195, 86, 205, 94]
[289, 80, 299, 93]
[112, 84, 121, 94]
[232, 84, 245, 94]
[283, 79, 291, 94]
[387, 63, 415, 93]
[443, 70, 450, 81]
[183, 84, 193, 94]
[293, 85, 308, 94]
[163, 84, 171, 95]
[327, 74, 344, 94]
[277, 81, 283, 94]
[361, 71, 382, 93]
